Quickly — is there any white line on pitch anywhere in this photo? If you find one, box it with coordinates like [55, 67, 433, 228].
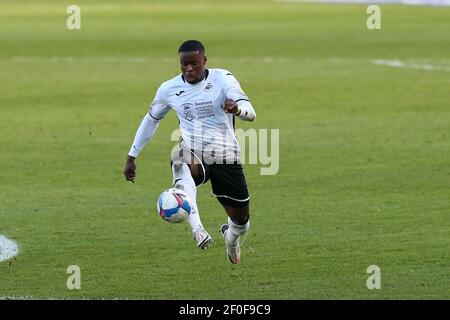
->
[372, 59, 450, 72]
[276, 0, 450, 5]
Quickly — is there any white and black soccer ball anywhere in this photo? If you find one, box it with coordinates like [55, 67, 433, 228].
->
[157, 188, 192, 223]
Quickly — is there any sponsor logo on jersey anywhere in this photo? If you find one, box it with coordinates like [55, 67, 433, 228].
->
[195, 101, 215, 119]
[181, 103, 195, 121]
[203, 82, 213, 92]
[175, 90, 184, 96]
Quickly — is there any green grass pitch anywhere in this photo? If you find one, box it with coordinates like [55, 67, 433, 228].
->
[0, 0, 449, 299]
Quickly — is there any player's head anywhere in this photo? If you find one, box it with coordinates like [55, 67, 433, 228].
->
[178, 40, 207, 84]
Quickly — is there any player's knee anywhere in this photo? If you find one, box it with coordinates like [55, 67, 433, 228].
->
[171, 157, 200, 181]
[172, 160, 184, 171]
[171, 150, 187, 169]
[171, 149, 183, 163]
[228, 206, 249, 226]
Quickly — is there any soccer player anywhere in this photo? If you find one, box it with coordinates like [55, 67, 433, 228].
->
[123, 40, 256, 264]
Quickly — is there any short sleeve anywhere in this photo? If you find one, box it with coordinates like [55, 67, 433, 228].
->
[223, 71, 250, 102]
[148, 84, 171, 120]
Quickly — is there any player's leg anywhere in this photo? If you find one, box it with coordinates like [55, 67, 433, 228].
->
[221, 203, 249, 225]
[171, 148, 213, 250]
[210, 163, 250, 264]
[219, 202, 250, 264]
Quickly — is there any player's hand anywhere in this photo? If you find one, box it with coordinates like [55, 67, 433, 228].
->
[223, 99, 239, 115]
[123, 156, 136, 183]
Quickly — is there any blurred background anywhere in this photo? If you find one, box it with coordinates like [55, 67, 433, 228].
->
[0, 0, 449, 299]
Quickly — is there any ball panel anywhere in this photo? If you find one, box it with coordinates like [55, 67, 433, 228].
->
[181, 200, 191, 214]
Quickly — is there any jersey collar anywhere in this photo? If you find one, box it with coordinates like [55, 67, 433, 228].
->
[181, 69, 209, 84]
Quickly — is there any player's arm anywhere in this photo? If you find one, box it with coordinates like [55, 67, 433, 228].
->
[123, 85, 171, 183]
[224, 99, 256, 121]
[223, 71, 256, 121]
[123, 113, 161, 182]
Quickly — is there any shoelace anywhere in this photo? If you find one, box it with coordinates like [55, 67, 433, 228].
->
[239, 230, 249, 247]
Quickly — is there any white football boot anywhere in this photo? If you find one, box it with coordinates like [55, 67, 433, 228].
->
[220, 224, 241, 264]
[192, 227, 214, 250]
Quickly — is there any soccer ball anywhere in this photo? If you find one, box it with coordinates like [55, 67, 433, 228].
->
[157, 188, 192, 223]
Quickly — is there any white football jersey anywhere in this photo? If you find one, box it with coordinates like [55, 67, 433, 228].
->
[148, 68, 250, 161]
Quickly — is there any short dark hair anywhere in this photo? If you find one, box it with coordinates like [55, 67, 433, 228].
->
[178, 40, 205, 54]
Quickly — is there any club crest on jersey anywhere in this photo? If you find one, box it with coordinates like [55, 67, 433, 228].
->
[182, 103, 195, 121]
[203, 82, 213, 92]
